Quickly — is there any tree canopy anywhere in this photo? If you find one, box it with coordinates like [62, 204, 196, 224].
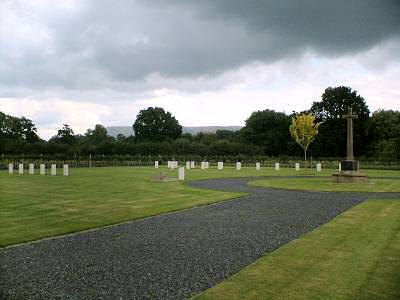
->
[133, 107, 182, 142]
[50, 124, 76, 145]
[310, 86, 370, 157]
[289, 114, 322, 161]
[241, 109, 291, 156]
[0, 112, 40, 153]
[368, 110, 400, 159]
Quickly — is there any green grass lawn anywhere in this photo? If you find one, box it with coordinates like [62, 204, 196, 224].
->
[250, 176, 400, 192]
[193, 200, 400, 300]
[1, 166, 398, 246]
[0, 166, 243, 247]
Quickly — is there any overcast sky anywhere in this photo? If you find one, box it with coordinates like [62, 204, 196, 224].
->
[1, 0, 399, 139]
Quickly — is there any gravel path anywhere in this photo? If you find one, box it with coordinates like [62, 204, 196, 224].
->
[1, 177, 399, 300]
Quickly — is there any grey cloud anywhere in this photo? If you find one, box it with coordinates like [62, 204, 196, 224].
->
[0, 0, 399, 95]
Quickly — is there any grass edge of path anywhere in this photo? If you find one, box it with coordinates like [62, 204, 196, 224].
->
[249, 176, 400, 193]
[192, 199, 400, 300]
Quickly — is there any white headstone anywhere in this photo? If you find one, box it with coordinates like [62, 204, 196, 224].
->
[236, 162, 241, 170]
[275, 163, 280, 171]
[40, 164, 45, 175]
[8, 163, 13, 174]
[217, 162, 223, 170]
[256, 162, 261, 170]
[205, 162, 209, 169]
[317, 163, 322, 172]
[29, 163, 34, 175]
[19, 163, 24, 174]
[51, 164, 56, 176]
[63, 164, 69, 176]
[295, 163, 300, 171]
[167, 161, 171, 168]
[338, 162, 341, 172]
[201, 162, 206, 169]
[178, 167, 185, 180]
[186, 161, 191, 169]
[154, 161, 159, 168]
[191, 161, 195, 168]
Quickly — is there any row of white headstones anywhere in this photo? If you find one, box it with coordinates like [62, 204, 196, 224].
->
[8, 163, 69, 176]
[156, 161, 322, 180]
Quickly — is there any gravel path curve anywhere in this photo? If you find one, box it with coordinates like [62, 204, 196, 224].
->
[1, 177, 399, 300]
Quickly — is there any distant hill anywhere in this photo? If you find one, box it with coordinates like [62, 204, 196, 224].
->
[106, 126, 243, 137]
[181, 126, 243, 135]
[106, 126, 134, 137]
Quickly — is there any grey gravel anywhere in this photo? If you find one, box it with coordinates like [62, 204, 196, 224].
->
[1, 177, 399, 300]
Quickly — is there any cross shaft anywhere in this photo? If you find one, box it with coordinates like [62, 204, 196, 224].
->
[342, 107, 358, 160]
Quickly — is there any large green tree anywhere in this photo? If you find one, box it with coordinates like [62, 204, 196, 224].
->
[368, 110, 400, 159]
[50, 124, 76, 145]
[0, 112, 40, 146]
[310, 86, 370, 157]
[240, 109, 291, 156]
[85, 124, 109, 144]
[80, 124, 114, 154]
[133, 107, 182, 142]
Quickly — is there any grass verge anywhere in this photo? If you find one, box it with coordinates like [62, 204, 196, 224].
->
[250, 176, 400, 192]
[193, 200, 400, 300]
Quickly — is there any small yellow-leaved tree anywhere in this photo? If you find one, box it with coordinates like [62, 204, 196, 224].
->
[289, 114, 322, 161]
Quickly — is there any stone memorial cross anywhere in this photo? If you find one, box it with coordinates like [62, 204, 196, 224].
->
[342, 107, 358, 161]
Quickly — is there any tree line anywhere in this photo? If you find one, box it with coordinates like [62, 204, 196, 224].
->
[1, 86, 399, 160]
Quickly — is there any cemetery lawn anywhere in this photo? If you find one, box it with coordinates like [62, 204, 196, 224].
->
[1, 166, 398, 246]
[193, 199, 400, 300]
[250, 176, 400, 192]
[0, 167, 243, 246]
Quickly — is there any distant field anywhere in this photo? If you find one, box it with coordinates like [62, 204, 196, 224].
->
[1, 166, 399, 246]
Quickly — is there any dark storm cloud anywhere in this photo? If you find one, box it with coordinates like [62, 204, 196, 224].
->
[0, 0, 399, 93]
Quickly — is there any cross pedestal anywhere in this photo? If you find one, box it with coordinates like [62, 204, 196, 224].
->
[341, 160, 358, 172]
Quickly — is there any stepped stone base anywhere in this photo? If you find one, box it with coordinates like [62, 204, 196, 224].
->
[332, 171, 368, 183]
